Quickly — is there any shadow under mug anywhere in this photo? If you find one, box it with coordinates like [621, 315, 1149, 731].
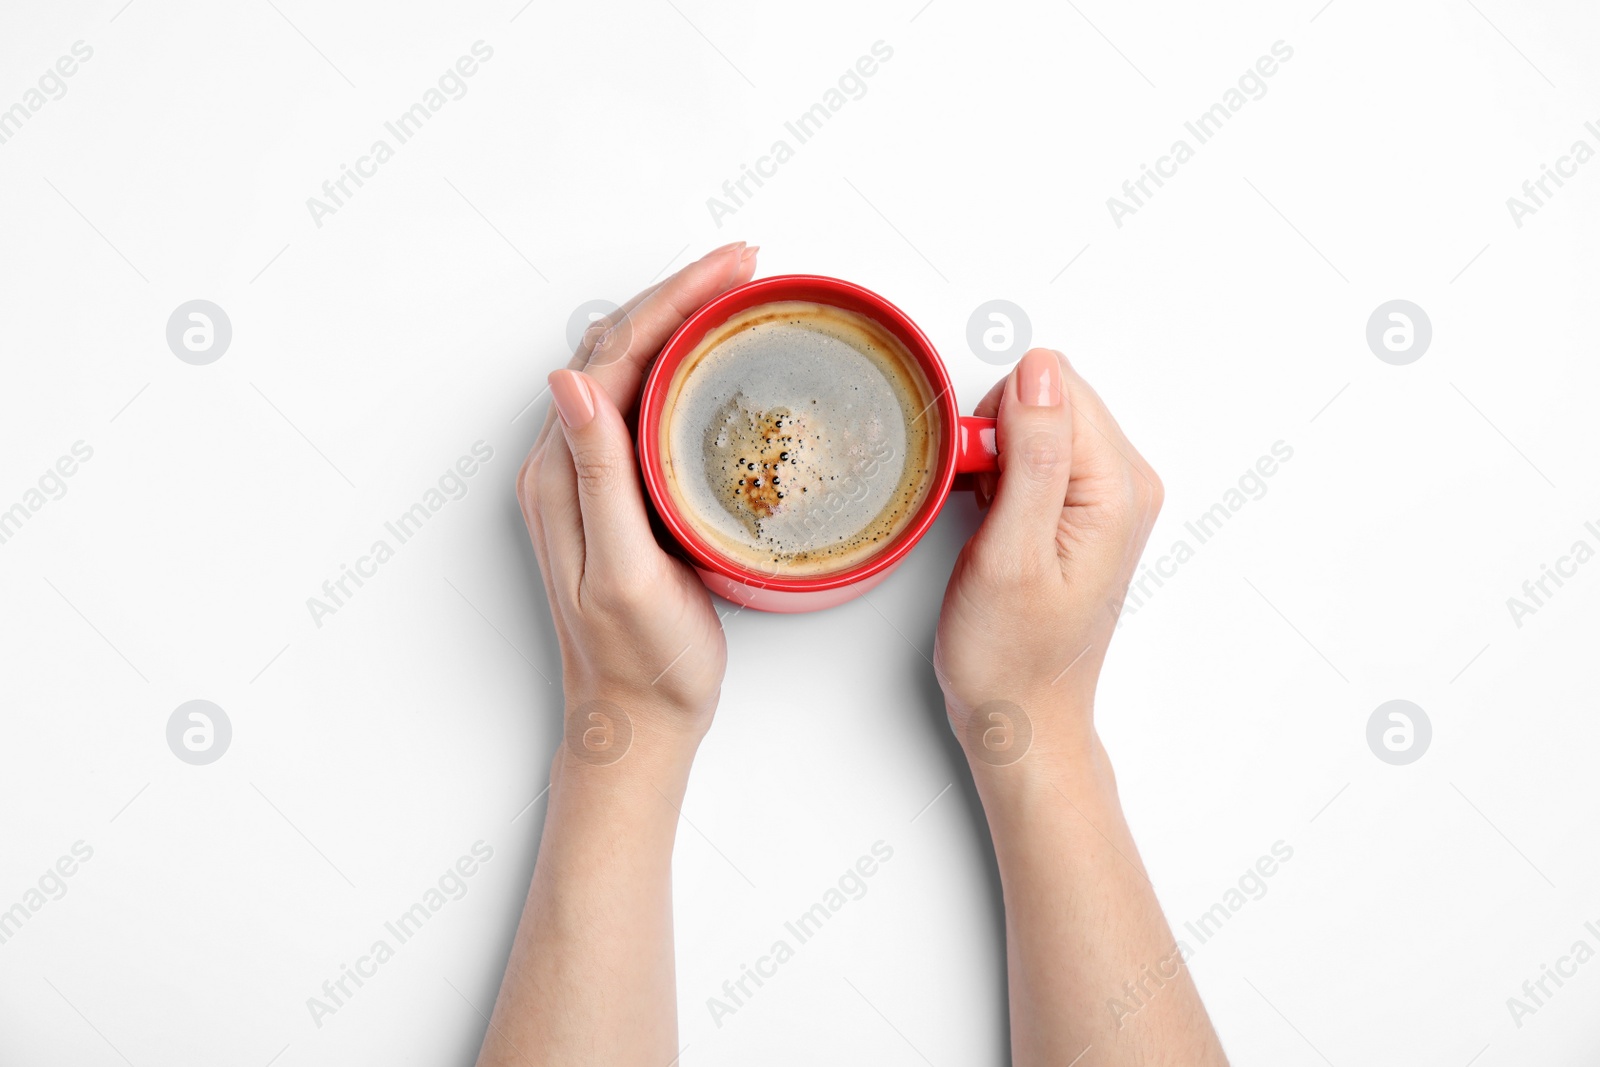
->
[637, 274, 999, 613]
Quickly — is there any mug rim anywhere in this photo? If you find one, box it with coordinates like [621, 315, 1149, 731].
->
[636, 274, 960, 593]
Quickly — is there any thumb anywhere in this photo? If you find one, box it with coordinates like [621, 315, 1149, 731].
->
[980, 349, 1072, 562]
[548, 369, 658, 573]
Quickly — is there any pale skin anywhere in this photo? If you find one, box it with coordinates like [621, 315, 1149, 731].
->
[476, 242, 1228, 1066]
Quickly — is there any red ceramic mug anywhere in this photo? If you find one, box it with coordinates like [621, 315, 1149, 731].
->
[637, 275, 999, 613]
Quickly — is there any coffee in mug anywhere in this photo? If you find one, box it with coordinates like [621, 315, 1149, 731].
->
[657, 300, 942, 576]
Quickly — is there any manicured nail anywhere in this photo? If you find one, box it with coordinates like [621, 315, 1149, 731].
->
[706, 240, 745, 259]
[1016, 349, 1062, 407]
[739, 245, 760, 264]
[549, 370, 595, 429]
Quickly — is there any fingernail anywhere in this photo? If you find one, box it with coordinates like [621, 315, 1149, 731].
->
[706, 240, 745, 259]
[549, 370, 595, 429]
[1016, 349, 1062, 407]
[739, 245, 760, 264]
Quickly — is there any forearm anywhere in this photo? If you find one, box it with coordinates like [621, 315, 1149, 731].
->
[967, 718, 1227, 1067]
[476, 718, 698, 1067]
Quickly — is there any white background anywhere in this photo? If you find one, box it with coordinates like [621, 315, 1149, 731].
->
[2, 0, 1597, 1064]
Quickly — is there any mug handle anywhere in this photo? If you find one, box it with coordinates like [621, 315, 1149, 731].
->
[955, 416, 999, 475]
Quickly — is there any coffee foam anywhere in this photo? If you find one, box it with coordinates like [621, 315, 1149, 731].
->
[661, 301, 939, 576]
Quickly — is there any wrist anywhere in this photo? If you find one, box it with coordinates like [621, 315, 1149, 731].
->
[950, 695, 1112, 797]
[536, 716, 698, 881]
[559, 688, 708, 777]
[964, 730, 1123, 862]
[947, 688, 1097, 769]
[543, 716, 700, 834]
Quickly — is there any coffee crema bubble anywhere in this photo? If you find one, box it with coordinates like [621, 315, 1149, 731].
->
[660, 301, 940, 576]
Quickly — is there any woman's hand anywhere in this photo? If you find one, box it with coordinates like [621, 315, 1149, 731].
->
[934, 351, 1226, 1067]
[933, 347, 1163, 767]
[480, 245, 759, 1067]
[515, 242, 758, 751]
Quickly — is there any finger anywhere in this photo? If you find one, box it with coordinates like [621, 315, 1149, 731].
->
[1048, 356, 1164, 595]
[532, 242, 755, 456]
[1055, 354, 1159, 513]
[547, 369, 662, 582]
[970, 375, 1007, 507]
[515, 442, 582, 657]
[535, 423, 585, 602]
[568, 278, 673, 368]
[532, 283, 662, 459]
[583, 242, 758, 412]
[979, 349, 1073, 562]
[567, 241, 745, 368]
[972, 375, 1006, 418]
